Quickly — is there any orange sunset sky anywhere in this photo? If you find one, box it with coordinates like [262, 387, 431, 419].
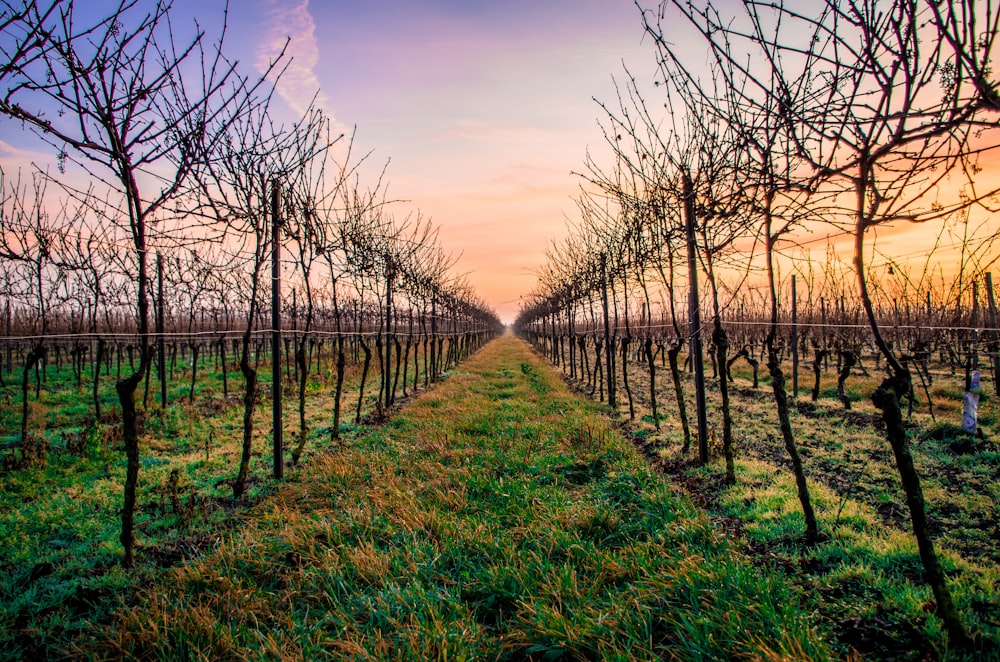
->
[254, 0, 658, 323]
[0, 0, 657, 323]
[1, 0, 997, 323]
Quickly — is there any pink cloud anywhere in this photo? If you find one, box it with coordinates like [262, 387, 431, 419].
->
[256, 0, 334, 122]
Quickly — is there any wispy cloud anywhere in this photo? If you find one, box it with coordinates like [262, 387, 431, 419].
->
[256, 0, 332, 120]
[0, 139, 38, 159]
[0, 139, 57, 172]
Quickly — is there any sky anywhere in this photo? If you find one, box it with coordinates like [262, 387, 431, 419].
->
[5, 1, 993, 324]
[244, 0, 657, 323]
[0, 0, 661, 324]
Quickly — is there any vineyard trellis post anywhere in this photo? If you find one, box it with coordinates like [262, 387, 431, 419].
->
[384, 260, 394, 410]
[431, 292, 438, 382]
[969, 281, 981, 385]
[4, 300, 10, 380]
[157, 253, 167, 408]
[271, 179, 284, 481]
[792, 275, 798, 398]
[683, 172, 709, 463]
[986, 273, 1000, 395]
[601, 253, 616, 408]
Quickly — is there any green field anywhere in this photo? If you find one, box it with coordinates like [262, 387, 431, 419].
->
[1, 335, 998, 660]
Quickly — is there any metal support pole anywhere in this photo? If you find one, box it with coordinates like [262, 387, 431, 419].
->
[271, 180, 283, 481]
[683, 173, 709, 464]
[157, 253, 167, 407]
[792, 275, 799, 398]
[602, 254, 616, 409]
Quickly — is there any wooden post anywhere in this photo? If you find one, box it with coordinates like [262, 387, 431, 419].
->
[271, 180, 283, 481]
[566, 303, 576, 379]
[820, 297, 827, 338]
[384, 265, 393, 409]
[291, 287, 297, 386]
[156, 253, 167, 407]
[791, 275, 799, 398]
[537, 315, 549, 358]
[971, 280, 980, 372]
[601, 254, 616, 409]
[985, 273, 1000, 395]
[430, 293, 437, 382]
[4, 299, 10, 379]
[683, 173, 709, 464]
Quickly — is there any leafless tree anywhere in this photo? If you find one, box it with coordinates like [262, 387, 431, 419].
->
[590, 64, 752, 478]
[282, 108, 350, 464]
[170, 249, 216, 402]
[642, 0, 825, 538]
[0, 168, 73, 462]
[55, 190, 123, 423]
[660, 0, 1000, 645]
[196, 94, 336, 498]
[319, 169, 386, 442]
[0, 0, 280, 564]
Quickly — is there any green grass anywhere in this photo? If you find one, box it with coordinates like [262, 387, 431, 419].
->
[702, 456, 1000, 660]
[0, 344, 444, 660]
[549, 339, 1000, 659]
[6, 336, 997, 660]
[82, 335, 830, 660]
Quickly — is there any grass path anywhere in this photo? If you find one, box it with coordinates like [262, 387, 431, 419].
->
[92, 334, 830, 660]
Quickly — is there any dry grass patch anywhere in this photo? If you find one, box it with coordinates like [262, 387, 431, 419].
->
[81, 335, 833, 660]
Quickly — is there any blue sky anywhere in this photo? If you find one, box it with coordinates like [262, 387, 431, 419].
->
[250, 0, 655, 320]
[0, 0, 658, 321]
[7, 1, 985, 321]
